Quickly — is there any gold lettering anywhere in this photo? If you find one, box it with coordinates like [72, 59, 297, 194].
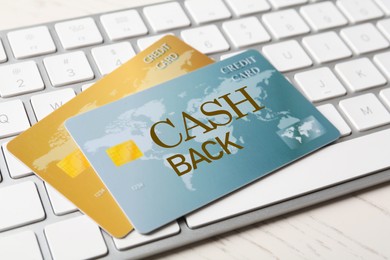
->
[200, 99, 233, 128]
[150, 118, 182, 148]
[215, 132, 244, 154]
[182, 112, 215, 141]
[201, 140, 223, 160]
[219, 86, 264, 119]
[166, 154, 192, 176]
[189, 148, 212, 170]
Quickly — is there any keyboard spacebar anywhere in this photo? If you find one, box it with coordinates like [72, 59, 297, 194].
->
[186, 129, 390, 228]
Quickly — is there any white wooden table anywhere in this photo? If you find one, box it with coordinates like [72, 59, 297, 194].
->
[1, 1, 389, 259]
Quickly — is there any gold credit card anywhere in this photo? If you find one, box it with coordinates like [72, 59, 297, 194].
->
[7, 36, 213, 238]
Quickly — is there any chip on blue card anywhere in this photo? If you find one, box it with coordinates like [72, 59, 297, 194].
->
[65, 50, 340, 234]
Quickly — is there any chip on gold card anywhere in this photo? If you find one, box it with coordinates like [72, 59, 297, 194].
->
[57, 149, 90, 178]
[106, 140, 143, 167]
[7, 35, 213, 238]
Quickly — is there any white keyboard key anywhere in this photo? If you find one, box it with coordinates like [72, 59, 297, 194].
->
[379, 88, 390, 109]
[377, 18, 390, 41]
[186, 128, 390, 228]
[374, 51, 390, 78]
[262, 9, 310, 39]
[91, 42, 135, 76]
[0, 181, 45, 231]
[55, 18, 103, 50]
[295, 67, 347, 102]
[2, 141, 32, 179]
[0, 231, 43, 260]
[380, 88, 390, 108]
[0, 100, 30, 138]
[44, 51, 94, 87]
[302, 31, 352, 63]
[8, 26, 56, 59]
[263, 40, 312, 72]
[185, 0, 231, 24]
[0, 39, 7, 62]
[223, 17, 270, 48]
[45, 183, 77, 216]
[341, 23, 389, 54]
[340, 93, 390, 131]
[375, 0, 390, 14]
[268, 0, 307, 9]
[335, 58, 387, 92]
[113, 222, 180, 250]
[144, 2, 190, 32]
[337, 0, 384, 23]
[81, 82, 95, 92]
[137, 33, 173, 51]
[181, 25, 230, 54]
[225, 0, 270, 16]
[220, 50, 245, 60]
[31, 88, 76, 121]
[0, 61, 44, 97]
[300, 2, 348, 31]
[317, 104, 352, 136]
[100, 10, 148, 41]
[45, 215, 107, 260]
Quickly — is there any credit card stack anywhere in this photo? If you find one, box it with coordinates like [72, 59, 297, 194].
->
[8, 36, 340, 237]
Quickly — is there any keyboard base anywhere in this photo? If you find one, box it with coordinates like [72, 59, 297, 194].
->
[115, 168, 390, 259]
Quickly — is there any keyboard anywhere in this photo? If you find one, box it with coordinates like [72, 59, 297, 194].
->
[1, 0, 390, 259]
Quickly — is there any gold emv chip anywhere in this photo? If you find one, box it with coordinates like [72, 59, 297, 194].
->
[106, 140, 143, 167]
[57, 149, 91, 178]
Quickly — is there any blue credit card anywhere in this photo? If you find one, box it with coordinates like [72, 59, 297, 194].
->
[65, 50, 340, 234]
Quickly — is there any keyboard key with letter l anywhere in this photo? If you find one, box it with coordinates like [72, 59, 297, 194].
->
[377, 18, 390, 42]
[374, 51, 390, 78]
